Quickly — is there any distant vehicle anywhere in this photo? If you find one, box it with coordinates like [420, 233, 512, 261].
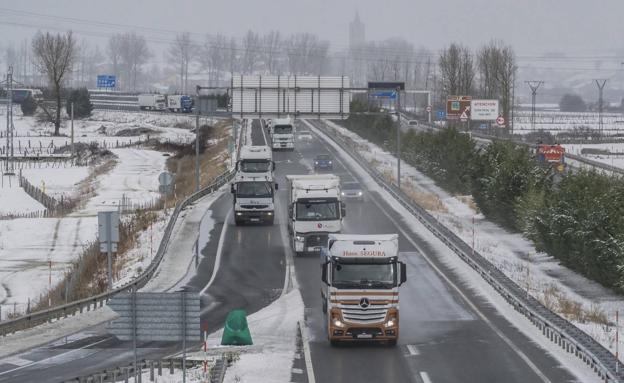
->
[407, 120, 419, 126]
[341, 181, 364, 201]
[166, 95, 193, 113]
[138, 94, 166, 111]
[237, 145, 274, 178]
[297, 130, 313, 141]
[270, 117, 295, 150]
[10, 89, 43, 103]
[314, 154, 333, 171]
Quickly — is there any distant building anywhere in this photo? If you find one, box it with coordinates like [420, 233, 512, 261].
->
[348, 11, 366, 85]
[349, 11, 365, 50]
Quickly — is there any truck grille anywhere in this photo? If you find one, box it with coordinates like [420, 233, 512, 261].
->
[341, 306, 388, 324]
[305, 234, 328, 248]
[240, 205, 269, 209]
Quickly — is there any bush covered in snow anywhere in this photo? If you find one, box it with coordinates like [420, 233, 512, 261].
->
[66, 87, 93, 118]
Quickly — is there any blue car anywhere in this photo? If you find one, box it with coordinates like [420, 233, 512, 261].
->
[314, 154, 333, 171]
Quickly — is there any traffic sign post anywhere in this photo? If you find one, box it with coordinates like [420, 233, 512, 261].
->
[470, 99, 499, 121]
[96, 75, 116, 89]
[436, 110, 446, 120]
[446, 96, 471, 121]
[496, 116, 505, 127]
[98, 211, 119, 290]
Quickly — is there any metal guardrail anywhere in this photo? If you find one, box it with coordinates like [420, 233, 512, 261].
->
[63, 357, 227, 383]
[311, 119, 622, 383]
[0, 121, 246, 337]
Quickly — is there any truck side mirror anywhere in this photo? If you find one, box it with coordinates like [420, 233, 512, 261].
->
[230, 184, 235, 194]
[275, 183, 279, 190]
[321, 261, 329, 285]
[399, 261, 407, 286]
[273, 162, 276, 171]
[288, 204, 293, 219]
[340, 202, 346, 218]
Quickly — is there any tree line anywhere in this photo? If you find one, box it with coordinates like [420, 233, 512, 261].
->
[342, 106, 624, 294]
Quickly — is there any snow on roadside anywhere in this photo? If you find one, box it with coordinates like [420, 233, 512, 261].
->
[310, 121, 621, 382]
[200, 289, 304, 383]
[20, 166, 90, 199]
[0, 181, 45, 215]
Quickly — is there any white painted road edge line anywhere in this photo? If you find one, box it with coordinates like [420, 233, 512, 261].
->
[305, 119, 552, 383]
[299, 320, 316, 383]
[0, 338, 109, 376]
[200, 209, 232, 295]
[420, 371, 433, 383]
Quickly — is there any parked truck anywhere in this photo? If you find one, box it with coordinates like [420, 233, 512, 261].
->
[286, 174, 345, 255]
[231, 173, 278, 225]
[166, 94, 193, 113]
[270, 117, 295, 150]
[138, 94, 166, 111]
[237, 146, 274, 178]
[321, 234, 406, 346]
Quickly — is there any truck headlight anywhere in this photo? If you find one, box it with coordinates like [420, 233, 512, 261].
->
[341, 192, 345, 196]
[295, 235, 304, 242]
[384, 317, 397, 328]
[236, 212, 242, 216]
[314, 161, 318, 165]
[267, 212, 273, 216]
[357, 191, 363, 196]
[328, 161, 332, 164]
[333, 318, 345, 328]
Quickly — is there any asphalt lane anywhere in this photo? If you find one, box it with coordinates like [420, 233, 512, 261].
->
[290, 120, 578, 383]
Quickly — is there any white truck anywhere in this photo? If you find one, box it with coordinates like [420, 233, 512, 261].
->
[270, 117, 295, 150]
[231, 173, 278, 225]
[138, 94, 166, 111]
[237, 146, 274, 178]
[321, 234, 406, 346]
[286, 174, 345, 254]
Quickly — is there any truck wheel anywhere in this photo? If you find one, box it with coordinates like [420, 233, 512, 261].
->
[321, 298, 327, 314]
[266, 217, 275, 226]
[387, 339, 397, 347]
[330, 339, 340, 347]
[235, 218, 243, 226]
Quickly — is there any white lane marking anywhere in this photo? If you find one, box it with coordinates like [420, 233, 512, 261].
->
[0, 338, 109, 376]
[200, 209, 232, 295]
[407, 344, 420, 356]
[292, 368, 304, 374]
[1, 356, 32, 367]
[259, 119, 269, 146]
[420, 371, 433, 383]
[306, 119, 553, 383]
[299, 321, 316, 383]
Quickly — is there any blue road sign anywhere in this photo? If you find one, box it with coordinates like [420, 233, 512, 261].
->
[479, 123, 488, 129]
[370, 91, 397, 99]
[436, 110, 446, 120]
[97, 75, 116, 88]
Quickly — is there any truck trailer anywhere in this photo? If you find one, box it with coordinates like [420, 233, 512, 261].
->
[138, 94, 166, 111]
[321, 234, 406, 346]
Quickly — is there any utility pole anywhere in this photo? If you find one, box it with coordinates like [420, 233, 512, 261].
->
[71, 102, 75, 160]
[526, 81, 543, 131]
[4, 66, 15, 175]
[396, 87, 401, 190]
[195, 86, 200, 192]
[595, 79, 607, 139]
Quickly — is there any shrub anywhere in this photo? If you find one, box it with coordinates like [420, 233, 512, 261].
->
[20, 95, 38, 116]
[66, 88, 93, 118]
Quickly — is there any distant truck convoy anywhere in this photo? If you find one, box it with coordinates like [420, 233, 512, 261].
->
[166, 94, 193, 113]
[270, 117, 295, 150]
[138, 94, 166, 111]
[286, 174, 345, 255]
[321, 234, 406, 346]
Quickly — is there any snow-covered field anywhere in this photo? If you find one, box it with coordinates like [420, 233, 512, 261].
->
[0, 109, 174, 319]
[320, 119, 624, 360]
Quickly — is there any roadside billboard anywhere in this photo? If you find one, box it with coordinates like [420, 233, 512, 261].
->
[470, 99, 499, 121]
[446, 96, 471, 121]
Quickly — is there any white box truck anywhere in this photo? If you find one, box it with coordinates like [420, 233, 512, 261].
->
[231, 173, 278, 225]
[270, 117, 295, 150]
[321, 234, 406, 346]
[138, 94, 166, 111]
[166, 94, 193, 113]
[286, 174, 345, 255]
[237, 146, 274, 178]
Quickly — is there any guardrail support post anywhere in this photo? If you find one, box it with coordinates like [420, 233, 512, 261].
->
[150, 361, 154, 381]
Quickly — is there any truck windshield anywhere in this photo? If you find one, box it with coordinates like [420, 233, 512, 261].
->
[236, 182, 273, 198]
[273, 125, 293, 134]
[296, 200, 338, 221]
[332, 263, 396, 289]
[239, 160, 271, 173]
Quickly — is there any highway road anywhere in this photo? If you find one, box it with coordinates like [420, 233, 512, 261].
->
[0, 118, 580, 382]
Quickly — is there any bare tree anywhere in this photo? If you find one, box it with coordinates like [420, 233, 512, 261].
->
[227, 37, 239, 76]
[107, 34, 122, 81]
[200, 33, 228, 86]
[168, 32, 193, 93]
[241, 30, 260, 74]
[439, 43, 474, 96]
[32, 31, 76, 136]
[477, 40, 517, 126]
[262, 30, 282, 74]
[118, 32, 150, 91]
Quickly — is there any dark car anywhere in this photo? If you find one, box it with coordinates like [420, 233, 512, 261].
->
[314, 154, 333, 171]
[341, 181, 364, 201]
